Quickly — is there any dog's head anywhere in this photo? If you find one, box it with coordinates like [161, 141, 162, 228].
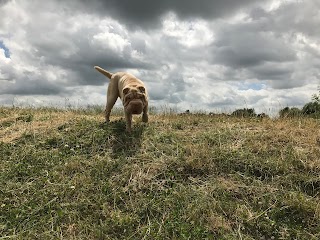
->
[123, 85, 148, 114]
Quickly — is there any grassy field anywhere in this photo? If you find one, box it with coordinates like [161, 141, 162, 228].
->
[1, 106, 319, 239]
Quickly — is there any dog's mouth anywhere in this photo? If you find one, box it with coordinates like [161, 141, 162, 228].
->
[125, 98, 144, 114]
[124, 93, 145, 106]
[132, 108, 142, 114]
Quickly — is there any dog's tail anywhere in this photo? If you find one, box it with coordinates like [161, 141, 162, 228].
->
[94, 66, 113, 79]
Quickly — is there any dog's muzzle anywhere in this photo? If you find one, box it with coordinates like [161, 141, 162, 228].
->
[127, 99, 144, 114]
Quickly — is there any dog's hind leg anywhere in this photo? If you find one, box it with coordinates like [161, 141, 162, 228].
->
[105, 81, 119, 122]
[105, 102, 116, 122]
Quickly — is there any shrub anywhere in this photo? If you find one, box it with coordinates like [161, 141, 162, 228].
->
[231, 108, 256, 117]
[279, 107, 302, 118]
[302, 102, 320, 117]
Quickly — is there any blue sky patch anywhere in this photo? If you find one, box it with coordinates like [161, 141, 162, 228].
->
[238, 82, 264, 91]
[0, 40, 10, 58]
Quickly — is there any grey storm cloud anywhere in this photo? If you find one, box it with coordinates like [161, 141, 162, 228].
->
[1, 79, 64, 96]
[213, 32, 297, 68]
[25, 21, 153, 86]
[72, 0, 262, 28]
[250, 63, 293, 81]
[0, 0, 9, 7]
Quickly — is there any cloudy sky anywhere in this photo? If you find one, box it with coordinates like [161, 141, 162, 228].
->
[0, 0, 319, 115]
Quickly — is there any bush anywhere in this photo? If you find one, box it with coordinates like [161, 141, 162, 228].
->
[231, 108, 256, 117]
[301, 87, 320, 118]
[279, 107, 302, 118]
[302, 102, 320, 117]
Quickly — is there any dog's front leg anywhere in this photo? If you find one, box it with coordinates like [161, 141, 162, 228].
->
[125, 112, 133, 132]
[142, 104, 148, 123]
[104, 108, 111, 122]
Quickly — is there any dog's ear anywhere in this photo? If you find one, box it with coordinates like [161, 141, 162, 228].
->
[138, 86, 145, 93]
[123, 87, 130, 95]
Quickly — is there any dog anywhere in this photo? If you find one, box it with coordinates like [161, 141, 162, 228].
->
[94, 66, 148, 132]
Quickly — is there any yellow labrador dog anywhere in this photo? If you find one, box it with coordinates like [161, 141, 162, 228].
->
[94, 66, 148, 132]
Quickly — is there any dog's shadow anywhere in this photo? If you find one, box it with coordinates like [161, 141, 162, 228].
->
[102, 119, 145, 159]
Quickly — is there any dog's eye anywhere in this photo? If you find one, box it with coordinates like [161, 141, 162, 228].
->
[138, 86, 145, 93]
[123, 88, 130, 95]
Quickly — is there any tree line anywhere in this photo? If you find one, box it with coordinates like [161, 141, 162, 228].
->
[232, 88, 320, 118]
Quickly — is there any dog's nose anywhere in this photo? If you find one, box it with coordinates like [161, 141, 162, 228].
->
[131, 90, 139, 97]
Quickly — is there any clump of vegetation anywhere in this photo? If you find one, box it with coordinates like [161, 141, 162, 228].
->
[280, 88, 320, 118]
[0, 106, 319, 239]
[302, 102, 320, 117]
[231, 108, 256, 117]
[279, 107, 302, 118]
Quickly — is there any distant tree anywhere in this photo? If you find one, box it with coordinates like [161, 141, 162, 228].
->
[302, 102, 320, 115]
[302, 102, 320, 118]
[301, 87, 320, 118]
[231, 108, 256, 117]
[279, 107, 302, 118]
[278, 87, 320, 118]
[311, 86, 320, 103]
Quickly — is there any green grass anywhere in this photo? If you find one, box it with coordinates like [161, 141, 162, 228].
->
[1, 107, 320, 239]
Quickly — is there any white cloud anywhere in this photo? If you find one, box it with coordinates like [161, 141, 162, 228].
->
[91, 19, 131, 53]
[162, 13, 214, 48]
[92, 32, 130, 53]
